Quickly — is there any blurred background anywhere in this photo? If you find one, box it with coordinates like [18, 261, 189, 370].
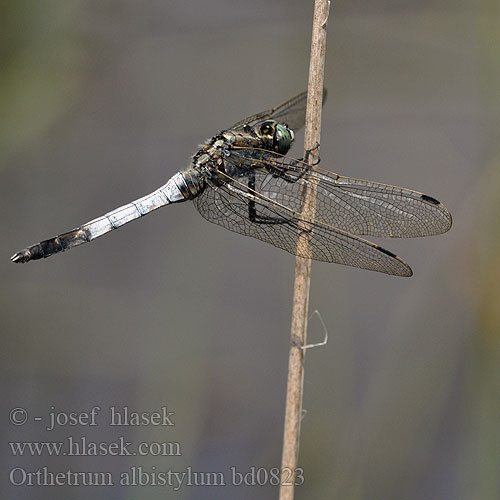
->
[1, 1, 499, 499]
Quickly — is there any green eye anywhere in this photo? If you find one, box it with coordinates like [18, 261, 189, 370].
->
[274, 124, 293, 155]
[258, 120, 293, 154]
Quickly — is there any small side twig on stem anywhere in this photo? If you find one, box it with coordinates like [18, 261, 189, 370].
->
[279, 1, 330, 500]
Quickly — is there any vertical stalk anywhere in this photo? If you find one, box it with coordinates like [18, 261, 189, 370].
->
[279, 1, 330, 499]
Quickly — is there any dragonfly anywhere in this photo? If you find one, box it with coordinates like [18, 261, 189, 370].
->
[11, 90, 452, 276]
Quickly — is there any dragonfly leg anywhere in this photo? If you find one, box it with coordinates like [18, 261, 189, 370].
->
[247, 171, 289, 225]
[264, 160, 311, 184]
[265, 144, 320, 185]
[304, 141, 321, 166]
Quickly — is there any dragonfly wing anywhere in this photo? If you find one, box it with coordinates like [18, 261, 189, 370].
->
[229, 89, 327, 132]
[229, 150, 452, 238]
[193, 176, 412, 277]
[315, 173, 453, 237]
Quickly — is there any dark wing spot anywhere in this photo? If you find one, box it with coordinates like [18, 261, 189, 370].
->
[375, 245, 397, 258]
[421, 194, 440, 205]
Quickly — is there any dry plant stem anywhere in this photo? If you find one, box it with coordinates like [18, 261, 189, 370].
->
[279, 1, 330, 500]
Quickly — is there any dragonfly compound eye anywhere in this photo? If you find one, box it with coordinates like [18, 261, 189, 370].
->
[273, 124, 293, 155]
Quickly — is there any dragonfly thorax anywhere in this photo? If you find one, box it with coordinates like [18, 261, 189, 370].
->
[188, 119, 296, 190]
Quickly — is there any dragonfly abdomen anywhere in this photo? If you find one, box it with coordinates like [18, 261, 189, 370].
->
[178, 167, 206, 199]
[10, 171, 200, 264]
[11, 229, 90, 263]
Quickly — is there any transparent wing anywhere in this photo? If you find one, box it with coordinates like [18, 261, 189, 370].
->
[193, 172, 412, 277]
[228, 148, 452, 238]
[229, 89, 327, 132]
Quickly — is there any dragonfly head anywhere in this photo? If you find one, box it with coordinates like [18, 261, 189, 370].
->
[258, 120, 294, 155]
